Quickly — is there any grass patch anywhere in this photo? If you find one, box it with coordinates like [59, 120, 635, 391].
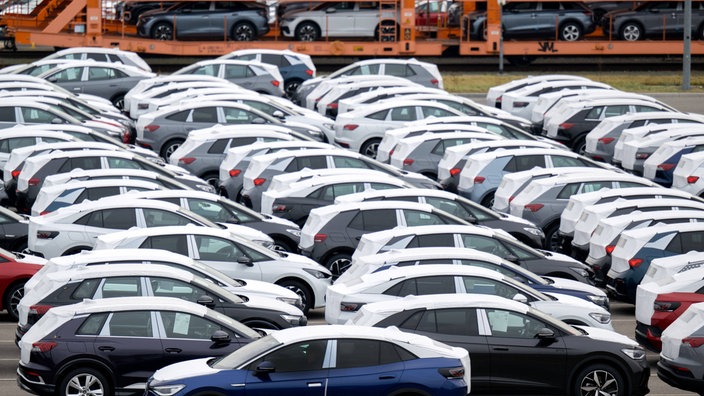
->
[443, 72, 704, 93]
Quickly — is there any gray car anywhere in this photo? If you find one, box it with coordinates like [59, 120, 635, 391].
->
[37, 61, 155, 109]
[602, 0, 704, 41]
[172, 59, 284, 96]
[136, 0, 270, 41]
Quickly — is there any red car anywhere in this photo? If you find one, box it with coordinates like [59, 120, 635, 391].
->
[0, 249, 45, 322]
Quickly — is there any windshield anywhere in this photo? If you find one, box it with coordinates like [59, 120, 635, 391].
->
[211, 334, 281, 369]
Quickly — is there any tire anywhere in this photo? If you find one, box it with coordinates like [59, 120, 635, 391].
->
[480, 191, 495, 208]
[200, 172, 220, 191]
[58, 367, 112, 396]
[271, 237, 296, 253]
[231, 22, 256, 41]
[572, 135, 587, 155]
[619, 22, 642, 41]
[242, 319, 280, 330]
[421, 172, 438, 181]
[277, 279, 314, 314]
[151, 22, 174, 40]
[284, 79, 303, 99]
[573, 363, 625, 396]
[111, 93, 125, 111]
[160, 138, 184, 161]
[295, 21, 320, 41]
[325, 252, 352, 279]
[4, 282, 24, 322]
[63, 246, 92, 256]
[543, 223, 561, 252]
[360, 138, 382, 159]
[559, 22, 582, 41]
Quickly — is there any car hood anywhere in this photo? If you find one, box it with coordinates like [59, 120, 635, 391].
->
[261, 214, 300, 228]
[575, 325, 639, 347]
[218, 223, 273, 245]
[151, 358, 220, 382]
[545, 276, 605, 297]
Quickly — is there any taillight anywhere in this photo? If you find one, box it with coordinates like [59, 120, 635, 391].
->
[36, 231, 59, 239]
[40, 211, 50, 216]
[253, 178, 266, 186]
[524, 203, 544, 212]
[654, 301, 681, 312]
[305, 69, 314, 76]
[178, 157, 196, 165]
[28, 178, 40, 186]
[605, 245, 615, 255]
[635, 152, 650, 160]
[31, 341, 57, 353]
[449, 168, 461, 177]
[473, 176, 485, 184]
[688, 176, 700, 184]
[683, 337, 704, 348]
[11, 169, 20, 179]
[508, 196, 515, 203]
[343, 124, 359, 131]
[598, 137, 615, 144]
[271, 80, 280, 87]
[327, 102, 338, 109]
[628, 258, 643, 268]
[388, 149, 395, 157]
[560, 122, 575, 130]
[513, 101, 529, 108]
[229, 169, 241, 177]
[439, 367, 465, 379]
[430, 79, 439, 86]
[403, 158, 414, 166]
[657, 163, 675, 171]
[144, 125, 160, 132]
[314, 233, 327, 243]
[340, 302, 363, 312]
[122, 131, 131, 144]
[29, 305, 52, 315]
[272, 205, 287, 213]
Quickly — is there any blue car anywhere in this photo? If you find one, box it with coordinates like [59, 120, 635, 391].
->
[644, 138, 704, 187]
[146, 325, 470, 396]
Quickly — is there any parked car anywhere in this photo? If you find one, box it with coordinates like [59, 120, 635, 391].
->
[38, 46, 151, 72]
[145, 325, 470, 396]
[171, 59, 285, 96]
[602, 0, 704, 41]
[280, 1, 400, 41]
[315, 77, 422, 118]
[643, 136, 704, 187]
[17, 297, 261, 396]
[337, 85, 449, 115]
[672, 151, 704, 197]
[136, 0, 270, 41]
[218, 49, 316, 98]
[326, 264, 613, 329]
[0, 249, 45, 321]
[468, 1, 596, 41]
[334, 187, 546, 248]
[0, 129, 77, 172]
[636, 252, 704, 352]
[658, 302, 704, 393]
[618, 124, 704, 175]
[115, 0, 177, 24]
[94, 225, 332, 313]
[351, 293, 649, 395]
[486, 74, 591, 108]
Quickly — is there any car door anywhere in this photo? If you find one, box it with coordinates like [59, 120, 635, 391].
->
[244, 339, 328, 396]
[83, 66, 124, 98]
[345, 209, 398, 244]
[73, 208, 139, 244]
[188, 234, 268, 281]
[90, 310, 164, 388]
[502, 2, 540, 37]
[643, 1, 682, 36]
[46, 66, 86, 94]
[326, 339, 404, 395]
[479, 307, 567, 393]
[174, 1, 215, 39]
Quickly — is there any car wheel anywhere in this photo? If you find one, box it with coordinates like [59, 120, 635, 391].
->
[63, 246, 92, 256]
[325, 252, 352, 279]
[151, 22, 174, 40]
[271, 237, 296, 253]
[284, 79, 303, 99]
[572, 135, 587, 155]
[277, 279, 313, 314]
[200, 172, 220, 191]
[111, 93, 125, 111]
[59, 367, 112, 396]
[619, 22, 642, 41]
[242, 319, 281, 330]
[573, 363, 625, 396]
[480, 192, 495, 208]
[295, 22, 320, 41]
[360, 138, 382, 159]
[232, 22, 256, 41]
[543, 223, 561, 252]
[559, 22, 582, 41]
[160, 138, 184, 161]
[4, 282, 24, 322]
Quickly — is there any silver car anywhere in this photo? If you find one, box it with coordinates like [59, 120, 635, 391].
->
[172, 59, 284, 97]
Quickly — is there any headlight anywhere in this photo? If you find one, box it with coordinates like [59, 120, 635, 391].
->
[523, 227, 544, 237]
[150, 384, 185, 396]
[196, 184, 215, 192]
[587, 295, 608, 307]
[277, 296, 303, 308]
[621, 346, 646, 360]
[303, 268, 331, 279]
[281, 314, 307, 326]
[588, 312, 611, 324]
[570, 267, 590, 278]
[286, 228, 301, 237]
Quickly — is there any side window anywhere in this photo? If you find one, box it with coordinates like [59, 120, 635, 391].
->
[166, 110, 189, 122]
[369, 182, 399, 190]
[390, 106, 416, 121]
[191, 107, 218, 123]
[584, 107, 604, 120]
[285, 156, 327, 171]
[261, 53, 284, 66]
[207, 139, 230, 154]
[76, 313, 109, 335]
[224, 65, 247, 79]
[143, 208, 192, 227]
[101, 208, 138, 229]
[107, 311, 153, 337]
[57, 157, 101, 173]
[580, 181, 612, 193]
[321, 183, 365, 201]
[98, 276, 142, 298]
[348, 209, 397, 232]
[383, 276, 457, 297]
[678, 231, 704, 252]
[0, 107, 16, 122]
[21, 107, 60, 123]
[222, 107, 258, 124]
[106, 157, 143, 169]
[421, 106, 457, 118]
[249, 340, 328, 372]
[556, 183, 581, 199]
[484, 309, 547, 339]
[402, 210, 447, 226]
[88, 67, 111, 80]
[461, 235, 512, 257]
[72, 278, 102, 300]
[159, 311, 230, 340]
[603, 105, 630, 118]
[425, 197, 472, 218]
[383, 63, 407, 76]
[415, 308, 479, 336]
[336, 339, 407, 368]
[85, 187, 121, 201]
[50, 67, 83, 82]
[150, 277, 207, 301]
[415, 233, 455, 247]
[503, 155, 546, 172]
[194, 235, 243, 261]
[0, 137, 35, 153]
[140, 235, 189, 256]
[190, 64, 218, 76]
[550, 155, 588, 167]
[332, 156, 373, 169]
[462, 276, 526, 300]
[367, 109, 389, 120]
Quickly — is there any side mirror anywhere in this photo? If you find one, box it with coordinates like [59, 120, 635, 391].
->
[227, 216, 241, 224]
[196, 295, 216, 308]
[536, 328, 555, 339]
[211, 330, 231, 344]
[504, 254, 519, 263]
[252, 117, 266, 124]
[512, 293, 528, 303]
[237, 256, 254, 267]
[272, 110, 285, 119]
[464, 214, 477, 224]
[255, 361, 276, 375]
[51, 118, 65, 124]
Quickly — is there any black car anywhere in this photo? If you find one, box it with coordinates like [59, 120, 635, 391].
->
[355, 293, 650, 395]
[602, 1, 704, 41]
[0, 205, 28, 252]
[17, 296, 261, 396]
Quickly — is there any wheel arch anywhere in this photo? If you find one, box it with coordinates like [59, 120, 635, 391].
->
[320, 247, 356, 269]
[56, 357, 115, 390]
[2, 277, 29, 310]
[567, 354, 632, 396]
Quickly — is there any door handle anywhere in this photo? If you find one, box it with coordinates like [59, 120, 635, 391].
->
[98, 346, 115, 351]
[379, 375, 395, 380]
[493, 347, 509, 351]
[165, 347, 182, 353]
[307, 382, 322, 387]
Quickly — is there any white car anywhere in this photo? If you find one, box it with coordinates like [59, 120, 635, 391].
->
[24, 248, 302, 308]
[338, 86, 448, 115]
[40, 46, 152, 72]
[171, 59, 285, 97]
[27, 197, 272, 259]
[93, 225, 332, 313]
[325, 264, 613, 329]
[619, 125, 704, 173]
[0, 129, 77, 171]
[315, 77, 421, 117]
[124, 74, 233, 114]
[673, 151, 704, 197]
[485, 74, 591, 108]
[529, 88, 620, 127]
[333, 99, 465, 158]
[126, 78, 237, 119]
[377, 123, 491, 163]
[38, 168, 192, 192]
[643, 136, 704, 183]
[304, 74, 416, 111]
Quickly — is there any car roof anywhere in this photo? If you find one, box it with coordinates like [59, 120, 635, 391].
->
[95, 224, 248, 244]
[360, 224, 495, 242]
[359, 293, 530, 315]
[622, 221, 704, 239]
[311, 200, 438, 217]
[335, 187, 465, 203]
[186, 125, 295, 141]
[48, 248, 197, 267]
[570, 186, 694, 202]
[356, 246, 505, 265]
[40, 178, 162, 193]
[47, 296, 209, 317]
[531, 172, 652, 186]
[26, 149, 134, 161]
[33, 197, 184, 220]
[48, 263, 196, 283]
